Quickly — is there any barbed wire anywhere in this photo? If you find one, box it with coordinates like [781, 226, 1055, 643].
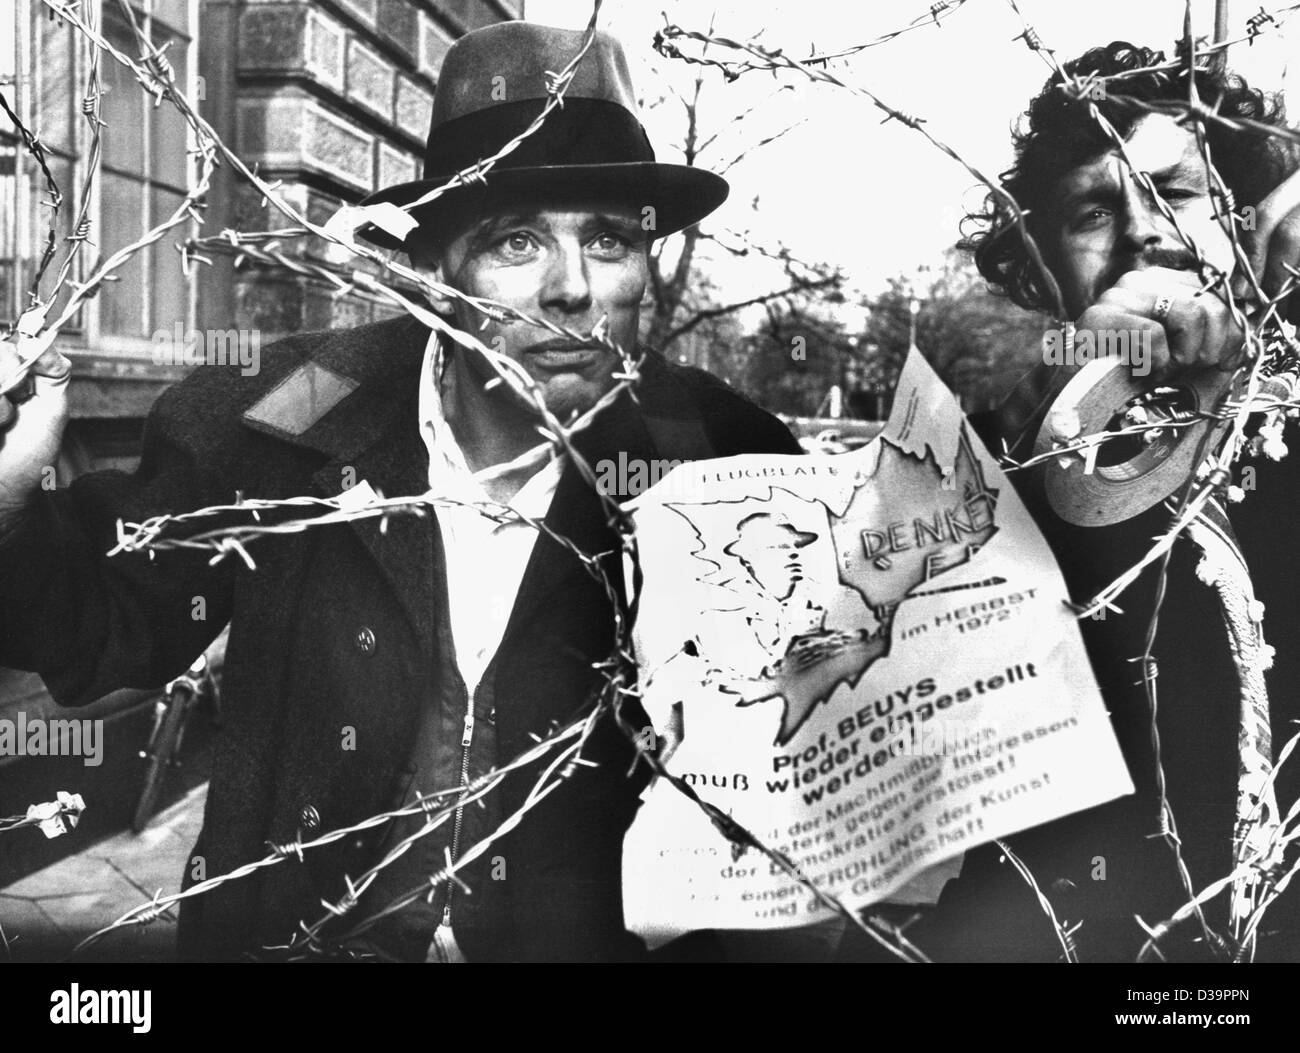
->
[68, 716, 587, 957]
[999, 1, 1296, 957]
[655, 20, 1070, 322]
[1085, 1, 1300, 84]
[656, 1, 1300, 962]
[650, 0, 971, 82]
[604, 677, 931, 963]
[3, 0, 917, 963]
[0, 0, 656, 962]
[0, 0, 628, 407]
[283, 706, 601, 958]
[395, 0, 606, 215]
[0, 792, 86, 838]
[0, 86, 63, 308]
[6, 0, 1299, 963]
[994, 839, 1081, 963]
[106, 490, 615, 582]
[37, 0, 105, 312]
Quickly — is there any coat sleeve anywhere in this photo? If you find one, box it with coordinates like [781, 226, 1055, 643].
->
[0, 369, 244, 706]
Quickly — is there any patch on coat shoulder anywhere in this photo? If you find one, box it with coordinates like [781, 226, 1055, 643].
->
[243, 361, 360, 437]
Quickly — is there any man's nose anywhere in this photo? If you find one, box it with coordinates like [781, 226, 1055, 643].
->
[540, 243, 592, 314]
[1118, 182, 1169, 257]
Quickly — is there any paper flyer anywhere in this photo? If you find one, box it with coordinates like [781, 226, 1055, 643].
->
[621, 347, 1134, 944]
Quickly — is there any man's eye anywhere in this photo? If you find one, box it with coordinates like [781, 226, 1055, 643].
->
[1073, 207, 1112, 230]
[590, 232, 632, 255]
[496, 232, 537, 255]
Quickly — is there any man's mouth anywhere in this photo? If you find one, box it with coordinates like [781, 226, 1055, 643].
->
[526, 339, 606, 371]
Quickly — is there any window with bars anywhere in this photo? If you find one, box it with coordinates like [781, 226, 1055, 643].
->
[0, 0, 197, 351]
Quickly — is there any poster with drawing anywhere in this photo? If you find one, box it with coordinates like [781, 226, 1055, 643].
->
[621, 348, 1133, 944]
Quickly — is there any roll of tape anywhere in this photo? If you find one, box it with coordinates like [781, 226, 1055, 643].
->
[1032, 357, 1231, 527]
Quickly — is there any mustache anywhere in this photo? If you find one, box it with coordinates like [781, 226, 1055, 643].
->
[1136, 247, 1200, 272]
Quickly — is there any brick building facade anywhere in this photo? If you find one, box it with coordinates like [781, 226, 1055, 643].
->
[0, 0, 518, 874]
[3, 0, 518, 469]
[203, 0, 520, 342]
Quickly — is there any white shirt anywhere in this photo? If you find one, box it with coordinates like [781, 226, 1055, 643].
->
[417, 334, 563, 698]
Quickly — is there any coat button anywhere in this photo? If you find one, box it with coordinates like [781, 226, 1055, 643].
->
[355, 626, 377, 655]
[298, 805, 321, 832]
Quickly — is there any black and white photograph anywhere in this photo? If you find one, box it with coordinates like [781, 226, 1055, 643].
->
[0, 0, 1297, 1017]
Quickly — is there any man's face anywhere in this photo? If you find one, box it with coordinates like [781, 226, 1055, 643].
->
[726, 516, 812, 602]
[1044, 114, 1236, 318]
[427, 199, 649, 421]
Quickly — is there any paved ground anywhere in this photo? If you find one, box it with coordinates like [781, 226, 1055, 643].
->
[0, 783, 206, 962]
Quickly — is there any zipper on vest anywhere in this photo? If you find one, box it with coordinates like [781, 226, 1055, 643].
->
[429, 700, 473, 963]
[442, 707, 475, 930]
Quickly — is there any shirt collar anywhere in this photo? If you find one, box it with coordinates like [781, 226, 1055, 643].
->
[418, 331, 564, 518]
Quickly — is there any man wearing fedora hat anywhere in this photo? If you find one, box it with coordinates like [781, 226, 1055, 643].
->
[0, 21, 800, 961]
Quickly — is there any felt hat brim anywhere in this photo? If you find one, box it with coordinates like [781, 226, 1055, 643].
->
[356, 162, 728, 250]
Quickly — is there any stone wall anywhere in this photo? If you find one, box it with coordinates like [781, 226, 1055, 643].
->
[198, 0, 520, 339]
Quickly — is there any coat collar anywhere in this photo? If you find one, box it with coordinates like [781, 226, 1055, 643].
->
[499, 380, 662, 651]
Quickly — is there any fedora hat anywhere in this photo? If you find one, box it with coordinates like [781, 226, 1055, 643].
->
[357, 21, 729, 249]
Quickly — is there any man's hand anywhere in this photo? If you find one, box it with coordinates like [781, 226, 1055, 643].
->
[0, 340, 72, 518]
[1075, 265, 1244, 380]
[1242, 167, 1300, 324]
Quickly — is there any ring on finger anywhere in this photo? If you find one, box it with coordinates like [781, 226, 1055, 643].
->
[1152, 294, 1174, 322]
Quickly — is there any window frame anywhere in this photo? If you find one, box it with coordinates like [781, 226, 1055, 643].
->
[4, 0, 200, 357]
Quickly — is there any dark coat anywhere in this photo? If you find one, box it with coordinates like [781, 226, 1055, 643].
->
[0, 315, 801, 961]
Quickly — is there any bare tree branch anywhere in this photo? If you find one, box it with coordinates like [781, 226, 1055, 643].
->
[663, 274, 841, 346]
[717, 118, 806, 175]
